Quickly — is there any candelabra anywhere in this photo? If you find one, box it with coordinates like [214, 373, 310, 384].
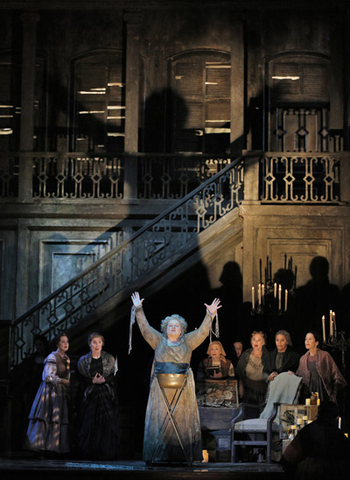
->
[251, 254, 297, 316]
[323, 331, 350, 374]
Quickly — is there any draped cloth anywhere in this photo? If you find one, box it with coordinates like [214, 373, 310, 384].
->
[26, 351, 70, 453]
[134, 306, 213, 463]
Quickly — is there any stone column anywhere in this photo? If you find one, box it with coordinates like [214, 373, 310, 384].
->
[18, 12, 39, 203]
[230, 17, 245, 156]
[123, 11, 143, 204]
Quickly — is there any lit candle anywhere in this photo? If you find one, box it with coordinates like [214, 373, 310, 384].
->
[329, 310, 333, 336]
[274, 282, 277, 299]
[333, 312, 337, 336]
[305, 398, 311, 406]
[278, 284, 282, 310]
[322, 315, 326, 342]
[252, 286, 255, 309]
[262, 283, 265, 305]
[202, 450, 209, 462]
[338, 417, 342, 430]
[284, 289, 288, 311]
[258, 283, 261, 305]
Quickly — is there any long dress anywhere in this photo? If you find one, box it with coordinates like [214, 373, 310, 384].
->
[77, 351, 118, 459]
[134, 305, 213, 463]
[26, 351, 70, 453]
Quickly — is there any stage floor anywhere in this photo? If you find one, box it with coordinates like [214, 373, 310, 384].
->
[0, 456, 285, 480]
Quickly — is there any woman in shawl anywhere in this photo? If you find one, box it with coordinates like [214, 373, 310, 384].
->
[296, 330, 346, 403]
[26, 332, 70, 454]
[130, 291, 221, 464]
[77, 332, 118, 459]
[196, 340, 235, 380]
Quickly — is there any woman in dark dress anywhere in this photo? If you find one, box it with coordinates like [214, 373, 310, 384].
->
[77, 332, 118, 459]
[267, 330, 300, 382]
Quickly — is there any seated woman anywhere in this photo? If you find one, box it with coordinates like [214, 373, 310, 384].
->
[267, 330, 300, 382]
[296, 330, 347, 403]
[196, 341, 235, 380]
[236, 331, 270, 405]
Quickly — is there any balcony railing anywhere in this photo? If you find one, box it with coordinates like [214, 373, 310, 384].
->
[260, 153, 341, 203]
[0, 151, 345, 205]
[0, 152, 232, 201]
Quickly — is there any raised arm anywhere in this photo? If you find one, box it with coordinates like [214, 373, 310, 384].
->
[131, 292, 162, 350]
[187, 298, 221, 350]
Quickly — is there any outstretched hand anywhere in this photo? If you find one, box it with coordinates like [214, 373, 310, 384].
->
[204, 298, 222, 316]
[131, 291, 144, 308]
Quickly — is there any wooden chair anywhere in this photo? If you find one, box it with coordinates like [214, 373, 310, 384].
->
[231, 372, 303, 463]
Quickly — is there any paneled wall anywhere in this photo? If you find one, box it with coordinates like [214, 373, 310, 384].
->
[241, 203, 350, 302]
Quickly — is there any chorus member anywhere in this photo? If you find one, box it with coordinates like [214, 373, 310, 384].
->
[236, 331, 270, 404]
[296, 331, 346, 402]
[77, 332, 118, 459]
[267, 330, 300, 381]
[26, 333, 70, 454]
[196, 341, 235, 380]
[130, 291, 221, 464]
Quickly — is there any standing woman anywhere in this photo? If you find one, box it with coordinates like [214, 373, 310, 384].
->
[236, 331, 270, 404]
[130, 291, 221, 464]
[267, 330, 300, 382]
[77, 332, 118, 459]
[26, 333, 70, 454]
[296, 331, 347, 403]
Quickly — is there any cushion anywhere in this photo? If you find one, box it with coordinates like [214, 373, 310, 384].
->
[233, 418, 280, 433]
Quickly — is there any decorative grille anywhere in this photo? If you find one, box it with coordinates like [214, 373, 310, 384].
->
[261, 154, 340, 203]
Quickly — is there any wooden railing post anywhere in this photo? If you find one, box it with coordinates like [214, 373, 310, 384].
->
[241, 151, 261, 203]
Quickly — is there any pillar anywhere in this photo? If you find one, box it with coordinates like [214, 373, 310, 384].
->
[18, 12, 39, 203]
[123, 10, 143, 204]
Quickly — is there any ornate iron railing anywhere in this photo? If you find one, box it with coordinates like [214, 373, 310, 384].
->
[10, 156, 244, 367]
[138, 155, 231, 199]
[0, 155, 19, 197]
[33, 153, 124, 199]
[0, 152, 232, 200]
[261, 153, 340, 203]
